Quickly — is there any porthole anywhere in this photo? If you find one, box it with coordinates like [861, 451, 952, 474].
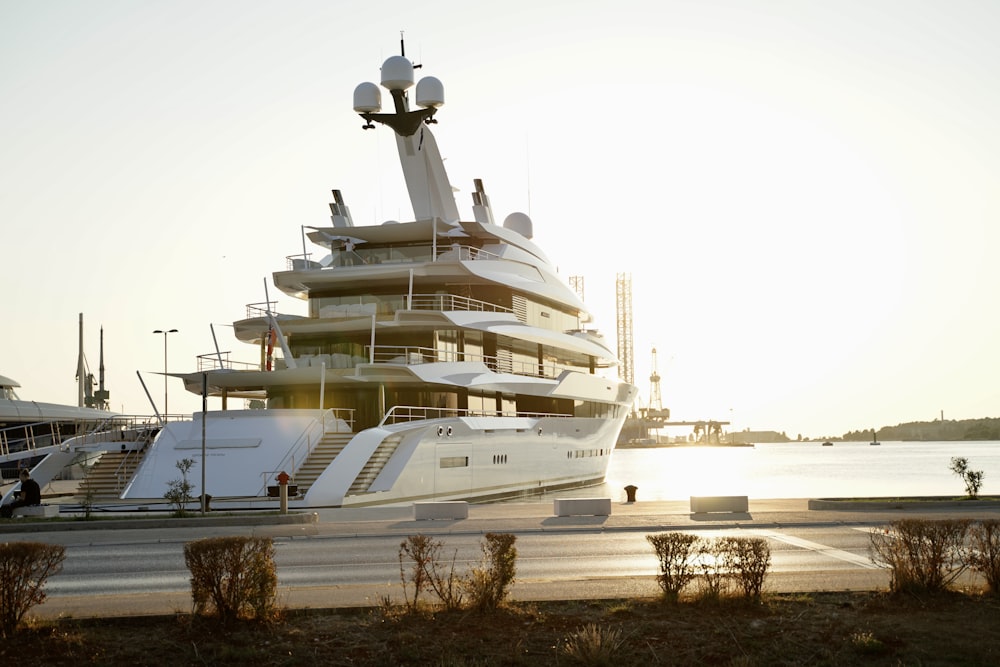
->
[446, 426, 453, 436]
[437, 426, 444, 437]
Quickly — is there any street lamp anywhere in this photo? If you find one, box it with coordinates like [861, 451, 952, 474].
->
[153, 329, 178, 416]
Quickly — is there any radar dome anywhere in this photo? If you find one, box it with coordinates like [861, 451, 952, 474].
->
[381, 56, 414, 91]
[353, 82, 381, 113]
[415, 76, 444, 108]
[503, 212, 533, 239]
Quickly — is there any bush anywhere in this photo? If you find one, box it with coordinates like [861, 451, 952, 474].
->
[465, 532, 517, 611]
[0, 541, 66, 637]
[949, 457, 985, 499]
[692, 540, 732, 602]
[869, 519, 971, 593]
[719, 536, 771, 601]
[645, 533, 772, 603]
[164, 457, 197, 516]
[968, 519, 1000, 594]
[561, 622, 625, 665]
[183, 536, 277, 621]
[397, 534, 463, 611]
[646, 532, 701, 602]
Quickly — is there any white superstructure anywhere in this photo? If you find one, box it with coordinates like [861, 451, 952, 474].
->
[121, 47, 637, 508]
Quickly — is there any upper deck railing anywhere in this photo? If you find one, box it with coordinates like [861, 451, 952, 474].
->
[192, 343, 571, 380]
[284, 242, 503, 271]
[379, 404, 571, 427]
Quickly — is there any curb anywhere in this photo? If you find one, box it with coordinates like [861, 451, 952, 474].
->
[0, 511, 319, 533]
[808, 498, 1000, 511]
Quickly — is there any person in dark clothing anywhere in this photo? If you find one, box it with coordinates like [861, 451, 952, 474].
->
[1, 469, 42, 517]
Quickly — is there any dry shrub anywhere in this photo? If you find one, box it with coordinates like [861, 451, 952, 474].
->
[720, 536, 771, 601]
[561, 622, 625, 665]
[465, 532, 517, 611]
[646, 532, 701, 602]
[0, 541, 66, 637]
[398, 534, 463, 611]
[968, 519, 1000, 594]
[693, 540, 732, 602]
[869, 519, 971, 593]
[183, 536, 277, 621]
[646, 533, 772, 603]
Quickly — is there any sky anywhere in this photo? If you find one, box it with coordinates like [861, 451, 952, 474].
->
[2, 0, 998, 439]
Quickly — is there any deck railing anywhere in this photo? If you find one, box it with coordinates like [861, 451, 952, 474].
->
[284, 243, 503, 271]
[380, 405, 571, 427]
[368, 345, 562, 379]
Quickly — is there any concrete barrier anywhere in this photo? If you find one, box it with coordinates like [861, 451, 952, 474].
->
[413, 501, 469, 520]
[554, 497, 612, 517]
[12, 504, 59, 518]
[690, 496, 749, 513]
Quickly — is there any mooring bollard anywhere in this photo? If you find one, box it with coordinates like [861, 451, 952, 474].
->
[625, 485, 638, 503]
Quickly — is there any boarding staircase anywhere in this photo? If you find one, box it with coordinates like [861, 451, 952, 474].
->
[75, 449, 148, 502]
[292, 432, 353, 494]
[347, 434, 404, 496]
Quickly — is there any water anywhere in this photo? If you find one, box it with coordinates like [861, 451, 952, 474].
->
[575, 441, 1000, 502]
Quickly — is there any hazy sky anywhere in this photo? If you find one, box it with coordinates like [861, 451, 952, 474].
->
[2, 1, 998, 439]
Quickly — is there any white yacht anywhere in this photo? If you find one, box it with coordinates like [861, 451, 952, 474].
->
[0, 371, 123, 495]
[115, 49, 637, 509]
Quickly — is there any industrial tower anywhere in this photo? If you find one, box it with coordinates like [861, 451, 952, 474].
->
[644, 347, 669, 424]
[615, 273, 634, 387]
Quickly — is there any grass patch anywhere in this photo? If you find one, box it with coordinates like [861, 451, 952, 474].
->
[5, 591, 999, 665]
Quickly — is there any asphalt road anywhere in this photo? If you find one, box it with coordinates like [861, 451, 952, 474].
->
[6, 497, 996, 618]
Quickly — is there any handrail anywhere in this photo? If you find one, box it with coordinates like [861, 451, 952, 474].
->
[379, 405, 572, 427]
[407, 293, 513, 314]
[0, 414, 136, 458]
[262, 408, 354, 496]
[368, 345, 563, 379]
[283, 242, 504, 271]
[196, 352, 263, 372]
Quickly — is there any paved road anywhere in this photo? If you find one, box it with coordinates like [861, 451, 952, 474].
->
[4, 497, 996, 619]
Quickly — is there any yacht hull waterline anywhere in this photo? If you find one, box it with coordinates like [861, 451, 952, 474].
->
[80, 46, 638, 510]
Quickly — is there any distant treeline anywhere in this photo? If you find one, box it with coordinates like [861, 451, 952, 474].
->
[835, 418, 1000, 442]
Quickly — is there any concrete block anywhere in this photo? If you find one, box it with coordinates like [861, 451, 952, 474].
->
[554, 497, 612, 517]
[413, 501, 469, 520]
[690, 496, 749, 513]
[13, 504, 59, 518]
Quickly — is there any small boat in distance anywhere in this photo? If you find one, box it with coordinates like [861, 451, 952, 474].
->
[870, 428, 880, 446]
[822, 441, 833, 446]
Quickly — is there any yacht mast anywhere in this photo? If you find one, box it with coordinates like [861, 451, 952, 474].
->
[353, 47, 458, 224]
[77, 313, 85, 407]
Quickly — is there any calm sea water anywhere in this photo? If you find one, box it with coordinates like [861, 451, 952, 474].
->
[561, 441, 1000, 502]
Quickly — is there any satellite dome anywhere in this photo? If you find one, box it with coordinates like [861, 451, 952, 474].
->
[353, 82, 381, 113]
[503, 212, 533, 239]
[415, 76, 444, 108]
[381, 56, 414, 91]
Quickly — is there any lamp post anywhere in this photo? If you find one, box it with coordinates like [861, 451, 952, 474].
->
[153, 329, 178, 416]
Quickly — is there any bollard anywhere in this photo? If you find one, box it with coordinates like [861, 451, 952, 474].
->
[624, 485, 638, 503]
[276, 471, 290, 515]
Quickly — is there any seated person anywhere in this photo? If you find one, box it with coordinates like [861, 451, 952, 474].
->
[1, 469, 42, 517]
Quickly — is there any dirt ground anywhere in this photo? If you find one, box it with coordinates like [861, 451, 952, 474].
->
[3, 590, 999, 666]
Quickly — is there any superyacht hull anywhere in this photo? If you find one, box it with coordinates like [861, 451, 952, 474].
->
[118, 407, 625, 509]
